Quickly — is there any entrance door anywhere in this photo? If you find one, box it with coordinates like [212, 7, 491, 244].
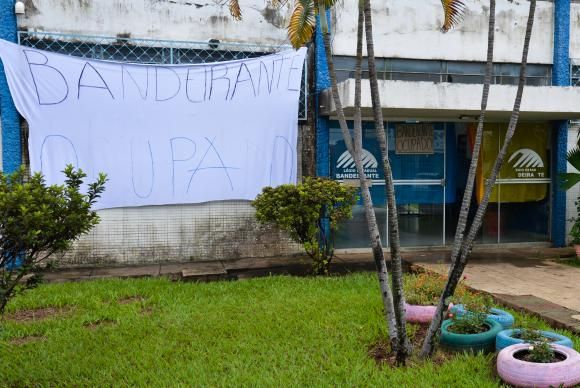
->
[387, 123, 449, 246]
[329, 121, 451, 248]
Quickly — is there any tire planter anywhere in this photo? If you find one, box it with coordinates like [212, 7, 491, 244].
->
[404, 303, 436, 323]
[497, 343, 580, 388]
[450, 304, 514, 329]
[440, 318, 503, 353]
[496, 329, 574, 352]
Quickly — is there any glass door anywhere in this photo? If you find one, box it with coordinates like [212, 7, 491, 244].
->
[387, 122, 448, 246]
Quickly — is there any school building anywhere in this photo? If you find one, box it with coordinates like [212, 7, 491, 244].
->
[0, 0, 579, 265]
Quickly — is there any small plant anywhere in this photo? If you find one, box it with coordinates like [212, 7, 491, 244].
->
[519, 329, 557, 363]
[252, 177, 357, 275]
[447, 300, 490, 334]
[0, 165, 106, 315]
[568, 199, 580, 245]
[405, 272, 487, 306]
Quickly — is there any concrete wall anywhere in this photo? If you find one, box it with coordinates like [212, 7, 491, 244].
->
[55, 201, 300, 266]
[332, 0, 554, 64]
[569, 3, 580, 60]
[17, 0, 292, 45]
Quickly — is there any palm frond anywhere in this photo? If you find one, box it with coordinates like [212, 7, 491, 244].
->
[560, 147, 580, 190]
[560, 173, 580, 191]
[288, 0, 317, 49]
[440, 0, 465, 32]
[229, 0, 242, 21]
[567, 147, 580, 171]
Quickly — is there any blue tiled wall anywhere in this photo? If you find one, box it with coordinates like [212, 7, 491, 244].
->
[0, 1, 21, 173]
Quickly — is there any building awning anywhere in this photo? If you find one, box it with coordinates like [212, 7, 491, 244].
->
[320, 79, 580, 121]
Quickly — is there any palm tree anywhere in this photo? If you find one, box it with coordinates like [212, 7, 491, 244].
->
[421, 0, 496, 356]
[421, 0, 537, 357]
[362, 0, 410, 363]
[311, 0, 401, 352]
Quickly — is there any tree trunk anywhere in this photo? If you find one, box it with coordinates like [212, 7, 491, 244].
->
[318, 5, 398, 344]
[363, 0, 409, 365]
[420, 0, 496, 358]
[420, 0, 536, 358]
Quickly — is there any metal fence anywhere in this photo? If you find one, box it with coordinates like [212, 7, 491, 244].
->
[17, 31, 308, 120]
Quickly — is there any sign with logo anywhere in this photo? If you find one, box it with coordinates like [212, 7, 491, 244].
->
[395, 124, 434, 154]
[506, 148, 546, 179]
[476, 123, 549, 203]
[334, 148, 381, 181]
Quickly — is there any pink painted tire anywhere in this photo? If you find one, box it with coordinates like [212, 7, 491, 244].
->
[404, 303, 436, 323]
[497, 344, 580, 388]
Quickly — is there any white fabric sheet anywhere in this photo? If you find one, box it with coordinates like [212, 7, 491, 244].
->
[0, 39, 305, 209]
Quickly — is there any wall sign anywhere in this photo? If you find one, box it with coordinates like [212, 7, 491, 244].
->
[0, 39, 306, 210]
[395, 123, 434, 154]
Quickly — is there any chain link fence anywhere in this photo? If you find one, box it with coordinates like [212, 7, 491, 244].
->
[16, 31, 304, 265]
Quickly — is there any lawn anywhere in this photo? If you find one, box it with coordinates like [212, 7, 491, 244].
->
[1, 273, 578, 386]
[560, 257, 580, 268]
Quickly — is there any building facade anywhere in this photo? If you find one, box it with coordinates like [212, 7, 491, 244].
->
[0, 0, 579, 265]
[317, 0, 579, 249]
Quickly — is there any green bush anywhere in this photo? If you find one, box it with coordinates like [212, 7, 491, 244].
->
[252, 177, 357, 275]
[0, 165, 106, 315]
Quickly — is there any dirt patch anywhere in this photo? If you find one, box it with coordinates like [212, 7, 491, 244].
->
[118, 296, 146, 305]
[140, 306, 154, 316]
[83, 318, 117, 330]
[368, 323, 451, 368]
[9, 335, 46, 345]
[5, 306, 71, 322]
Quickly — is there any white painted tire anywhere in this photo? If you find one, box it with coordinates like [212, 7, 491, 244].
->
[497, 344, 580, 388]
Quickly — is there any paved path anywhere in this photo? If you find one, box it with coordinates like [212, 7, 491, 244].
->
[410, 255, 580, 312]
[404, 248, 580, 332]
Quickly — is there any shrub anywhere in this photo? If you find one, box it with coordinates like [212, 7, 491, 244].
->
[0, 166, 106, 315]
[252, 177, 357, 275]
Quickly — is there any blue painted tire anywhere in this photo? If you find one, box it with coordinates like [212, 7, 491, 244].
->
[440, 318, 503, 354]
[451, 305, 514, 329]
[496, 329, 574, 352]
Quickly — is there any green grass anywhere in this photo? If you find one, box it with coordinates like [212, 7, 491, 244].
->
[0, 273, 578, 386]
[560, 257, 580, 268]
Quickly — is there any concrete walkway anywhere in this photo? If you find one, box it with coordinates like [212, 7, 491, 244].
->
[404, 247, 580, 333]
[39, 246, 580, 332]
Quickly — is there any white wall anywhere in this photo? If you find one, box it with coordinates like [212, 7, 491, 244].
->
[332, 0, 554, 64]
[17, 0, 292, 46]
[569, 3, 580, 60]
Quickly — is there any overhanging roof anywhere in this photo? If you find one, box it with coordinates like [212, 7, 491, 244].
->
[320, 79, 580, 121]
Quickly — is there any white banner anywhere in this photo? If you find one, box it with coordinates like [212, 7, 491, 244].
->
[0, 39, 305, 209]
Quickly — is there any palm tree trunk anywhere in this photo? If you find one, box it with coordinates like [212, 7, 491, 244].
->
[420, 0, 496, 358]
[420, 0, 536, 358]
[363, 0, 410, 364]
[318, 4, 398, 344]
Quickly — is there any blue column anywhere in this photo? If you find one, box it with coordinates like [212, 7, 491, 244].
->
[315, 13, 331, 178]
[0, 0, 21, 173]
[551, 0, 570, 247]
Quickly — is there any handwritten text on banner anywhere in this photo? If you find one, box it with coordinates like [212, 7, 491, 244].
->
[0, 39, 306, 209]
